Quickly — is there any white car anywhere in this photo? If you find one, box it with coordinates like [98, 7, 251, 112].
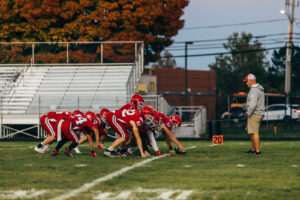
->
[263, 104, 300, 121]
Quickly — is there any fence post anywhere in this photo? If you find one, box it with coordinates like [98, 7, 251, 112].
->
[32, 43, 35, 64]
[67, 43, 69, 64]
[78, 96, 80, 110]
[101, 43, 103, 63]
[38, 95, 41, 138]
[0, 94, 2, 138]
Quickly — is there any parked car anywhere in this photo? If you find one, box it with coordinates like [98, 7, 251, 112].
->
[221, 106, 246, 121]
[263, 104, 300, 121]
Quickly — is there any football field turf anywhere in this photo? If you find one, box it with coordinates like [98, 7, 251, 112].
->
[0, 140, 300, 200]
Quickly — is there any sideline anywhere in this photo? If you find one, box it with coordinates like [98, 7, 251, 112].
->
[51, 146, 196, 200]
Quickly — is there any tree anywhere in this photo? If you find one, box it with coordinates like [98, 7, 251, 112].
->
[271, 46, 300, 94]
[152, 51, 176, 68]
[0, 0, 189, 64]
[209, 32, 270, 115]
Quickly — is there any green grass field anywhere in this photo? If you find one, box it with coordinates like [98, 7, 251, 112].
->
[0, 140, 300, 200]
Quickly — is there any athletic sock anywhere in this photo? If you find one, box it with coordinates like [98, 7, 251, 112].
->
[69, 142, 78, 151]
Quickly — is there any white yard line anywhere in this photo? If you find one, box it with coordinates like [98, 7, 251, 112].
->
[51, 146, 196, 200]
[116, 191, 132, 199]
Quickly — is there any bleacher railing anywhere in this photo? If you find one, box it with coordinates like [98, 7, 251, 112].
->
[0, 41, 144, 65]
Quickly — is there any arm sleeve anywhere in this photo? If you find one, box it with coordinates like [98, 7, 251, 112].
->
[247, 90, 258, 116]
[147, 130, 159, 151]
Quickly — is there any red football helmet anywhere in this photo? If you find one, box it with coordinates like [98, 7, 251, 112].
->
[99, 108, 110, 122]
[171, 115, 182, 128]
[64, 111, 72, 116]
[73, 110, 84, 117]
[131, 94, 144, 109]
[141, 106, 155, 127]
[85, 111, 95, 122]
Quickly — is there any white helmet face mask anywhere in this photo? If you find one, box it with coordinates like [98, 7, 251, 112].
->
[144, 115, 154, 127]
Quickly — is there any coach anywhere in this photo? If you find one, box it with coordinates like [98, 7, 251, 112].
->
[243, 74, 265, 155]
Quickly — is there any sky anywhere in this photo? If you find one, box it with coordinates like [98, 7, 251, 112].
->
[156, 0, 300, 70]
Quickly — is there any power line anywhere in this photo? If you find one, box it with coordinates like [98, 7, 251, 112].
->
[168, 41, 300, 51]
[162, 46, 284, 58]
[173, 32, 300, 44]
[182, 18, 288, 30]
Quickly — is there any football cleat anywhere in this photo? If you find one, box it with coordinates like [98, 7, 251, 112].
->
[51, 149, 58, 156]
[104, 150, 120, 157]
[245, 149, 255, 154]
[156, 150, 163, 156]
[91, 152, 98, 157]
[97, 144, 103, 150]
[42, 144, 50, 152]
[34, 146, 46, 153]
[64, 148, 73, 157]
[74, 147, 81, 154]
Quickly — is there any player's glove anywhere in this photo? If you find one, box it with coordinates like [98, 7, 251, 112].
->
[156, 150, 163, 156]
[175, 147, 186, 154]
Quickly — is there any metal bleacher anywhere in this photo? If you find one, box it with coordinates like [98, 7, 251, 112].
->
[0, 41, 145, 139]
[27, 65, 133, 113]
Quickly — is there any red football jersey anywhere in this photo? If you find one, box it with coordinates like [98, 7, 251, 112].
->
[64, 115, 93, 134]
[164, 117, 173, 130]
[115, 108, 143, 129]
[118, 103, 135, 113]
[47, 111, 70, 122]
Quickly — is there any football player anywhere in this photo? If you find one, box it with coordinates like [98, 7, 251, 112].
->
[51, 112, 97, 157]
[104, 106, 154, 158]
[76, 110, 110, 151]
[34, 111, 71, 153]
[138, 108, 163, 156]
[158, 113, 186, 154]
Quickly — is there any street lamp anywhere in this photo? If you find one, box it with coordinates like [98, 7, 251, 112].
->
[185, 41, 193, 106]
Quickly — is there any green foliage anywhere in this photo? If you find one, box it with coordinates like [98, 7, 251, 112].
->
[209, 32, 270, 115]
[270, 46, 300, 93]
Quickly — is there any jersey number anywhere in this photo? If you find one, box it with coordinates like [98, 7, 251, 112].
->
[122, 109, 135, 117]
[75, 117, 87, 125]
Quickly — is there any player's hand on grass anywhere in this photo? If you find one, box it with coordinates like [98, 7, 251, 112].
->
[175, 147, 186, 154]
[179, 146, 186, 153]
[141, 152, 147, 158]
[169, 150, 175, 154]
[144, 151, 151, 157]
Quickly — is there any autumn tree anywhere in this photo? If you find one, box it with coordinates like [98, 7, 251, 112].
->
[0, 0, 189, 64]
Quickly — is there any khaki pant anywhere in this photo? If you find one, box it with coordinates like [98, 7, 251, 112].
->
[247, 114, 263, 134]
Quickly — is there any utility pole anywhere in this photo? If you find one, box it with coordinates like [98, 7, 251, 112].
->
[184, 41, 193, 106]
[285, 0, 296, 103]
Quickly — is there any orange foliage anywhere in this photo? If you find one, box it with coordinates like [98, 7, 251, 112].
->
[0, 0, 189, 64]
